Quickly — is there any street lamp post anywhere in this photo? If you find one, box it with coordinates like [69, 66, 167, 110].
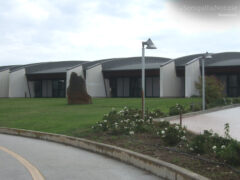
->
[201, 52, 212, 111]
[141, 38, 157, 119]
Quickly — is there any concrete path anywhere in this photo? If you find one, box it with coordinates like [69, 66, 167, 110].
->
[0, 134, 160, 180]
[172, 107, 240, 141]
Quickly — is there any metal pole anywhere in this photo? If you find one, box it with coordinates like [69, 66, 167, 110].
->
[202, 58, 205, 110]
[141, 43, 145, 119]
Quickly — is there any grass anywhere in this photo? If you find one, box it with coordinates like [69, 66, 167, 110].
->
[0, 97, 200, 136]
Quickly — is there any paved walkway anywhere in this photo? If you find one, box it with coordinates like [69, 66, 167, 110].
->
[172, 107, 240, 141]
[0, 134, 160, 180]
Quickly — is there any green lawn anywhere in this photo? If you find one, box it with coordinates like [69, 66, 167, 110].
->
[0, 98, 200, 136]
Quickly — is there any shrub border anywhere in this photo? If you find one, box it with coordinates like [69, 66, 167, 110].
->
[154, 104, 240, 122]
[0, 127, 208, 180]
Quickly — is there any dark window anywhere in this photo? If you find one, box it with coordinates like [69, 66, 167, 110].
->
[227, 75, 240, 97]
[34, 81, 42, 97]
[52, 80, 66, 97]
[109, 78, 117, 97]
[130, 78, 141, 97]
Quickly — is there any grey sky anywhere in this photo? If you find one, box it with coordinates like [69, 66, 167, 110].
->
[0, 0, 240, 66]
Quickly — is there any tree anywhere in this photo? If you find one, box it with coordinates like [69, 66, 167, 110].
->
[195, 76, 224, 104]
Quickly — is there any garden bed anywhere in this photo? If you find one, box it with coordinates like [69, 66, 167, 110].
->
[85, 132, 240, 180]
[83, 106, 240, 180]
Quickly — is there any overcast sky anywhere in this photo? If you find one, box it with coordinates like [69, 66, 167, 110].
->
[0, 0, 240, 66]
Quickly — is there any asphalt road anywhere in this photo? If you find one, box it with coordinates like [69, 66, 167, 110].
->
[0, 134, 160, 180]
[172, 107, 240, 141]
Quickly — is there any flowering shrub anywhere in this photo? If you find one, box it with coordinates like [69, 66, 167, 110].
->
[156, 121, 187, 146]
[187, 124, 240, 165]
[92, 107, 153, 135]
[93, 107, 240, 166]
[216, 140, 240, 165]
[147, 109, 165, 118]
[189, 129, 230, 154]
[169, 104, 185, 116]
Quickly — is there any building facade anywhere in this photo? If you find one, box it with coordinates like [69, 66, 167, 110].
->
[1, 52, 240, 98]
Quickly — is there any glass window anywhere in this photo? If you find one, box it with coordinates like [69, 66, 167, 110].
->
[34, 81, 42, 97]
[52, 80, 66, 98]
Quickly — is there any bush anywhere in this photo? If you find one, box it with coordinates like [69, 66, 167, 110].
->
[169, 104, 185, 116]
[217, 140, 240, 165]
[147, 109, 165, 118]
[232, 97, 240, 104]
[92, 107, 153, 135]
[156, 122, 186, 146]
[189, 134, 207, 154]
[195, 76, 224, 105]
[189, 102, 202, 112]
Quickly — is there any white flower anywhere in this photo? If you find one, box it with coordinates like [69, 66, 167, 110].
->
[161, 130, 165, 134]
[124, 126, 127, 129]
[212, 146, 217, 150]
[175, 125, 179, 130]
[103, 120, 107, 123]
[120, 120, 123, 123]
[134, 113, 139, 118]
[190, 147, 194, 151]
[129, 131, 134, 135]
[99, 124, 102, 127]
[165, 128, 168, 131]
[181, 136, 186, 140]
[221, 145, 226, 149]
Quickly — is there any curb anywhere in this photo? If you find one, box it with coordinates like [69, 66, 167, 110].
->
[154, 104, 240, 122]
[0, 127, 209, 180]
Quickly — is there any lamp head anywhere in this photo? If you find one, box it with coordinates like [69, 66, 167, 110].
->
[204, 52, 212, 59]
[143, 38, 157, 49]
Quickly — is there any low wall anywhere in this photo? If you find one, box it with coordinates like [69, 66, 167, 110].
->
[0, 128, 209, 180]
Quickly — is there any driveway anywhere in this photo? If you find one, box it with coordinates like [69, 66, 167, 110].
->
[172, 107, 240, 141]
[0, 134, 160, 180]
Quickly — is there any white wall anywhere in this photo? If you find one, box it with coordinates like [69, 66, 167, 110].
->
[160, 61, 184, 97]
[9, 68, 30, 97]
[185, 59, 201, 97]
[86, 65, 106, 97]
[66, 65, 84, 92]
[0, 69, 10, 97]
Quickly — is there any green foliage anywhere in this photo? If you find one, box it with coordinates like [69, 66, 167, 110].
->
[0, 97, 201, 137]
[195, 76, 224, 104]
[147, 109, 165, 118]
[216, 140, 240, 165]
[187, 124, 240, 166]
[156, 121, 186, 146]
[189, 134, 207, 154]
[169, 104, 185, 116]
[92, 107, 153, 135]
[232, 97, 240, 104]
[189, 102, 202, 112]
